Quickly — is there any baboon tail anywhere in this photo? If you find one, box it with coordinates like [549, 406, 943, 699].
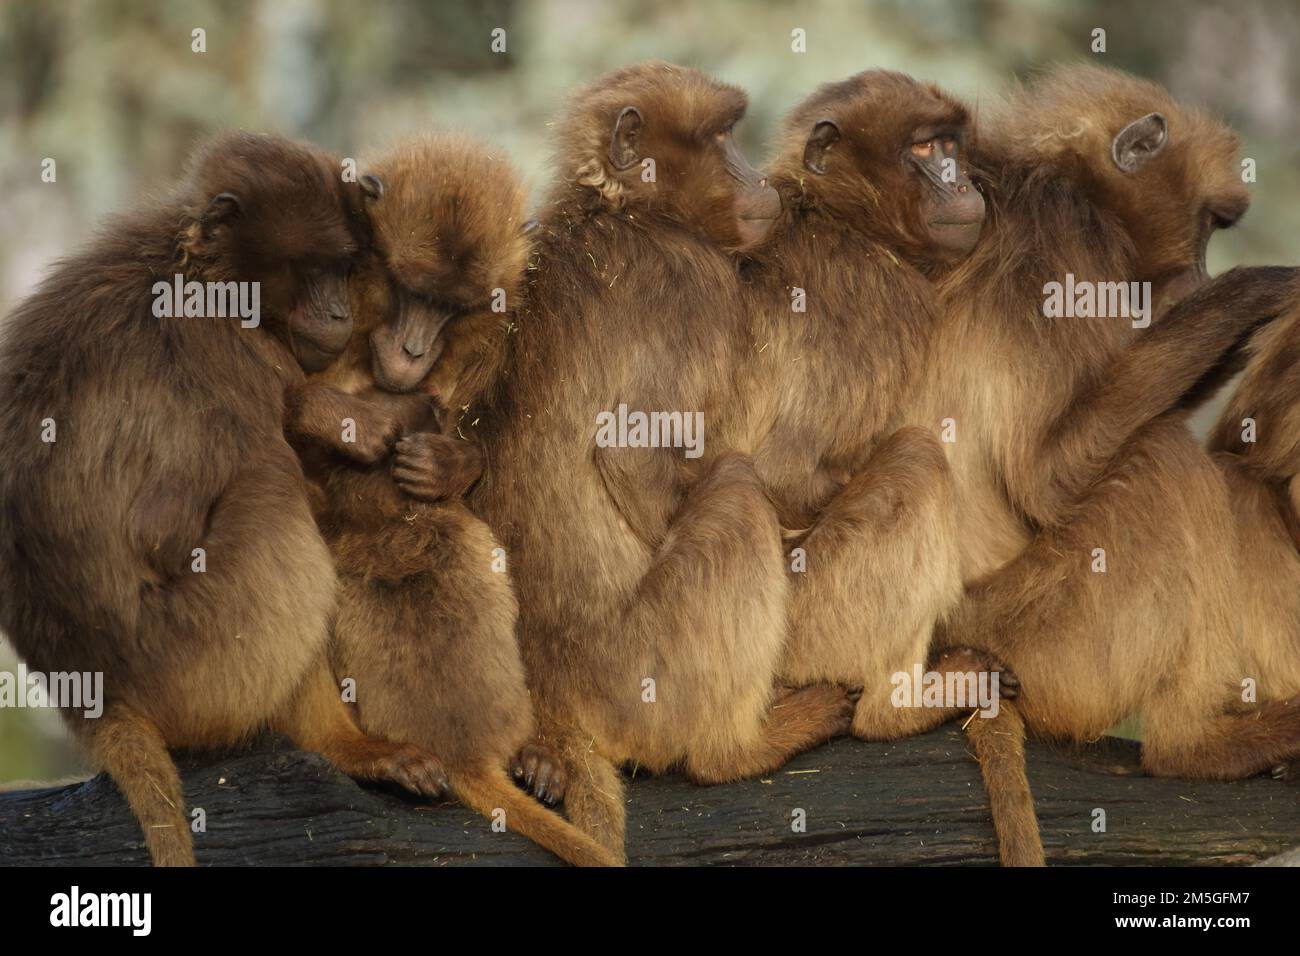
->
[81, 703, 194, 866]
[966, 703, 1044, 866]
[555, 744, 628, 864]
[453, 767, 621, 867]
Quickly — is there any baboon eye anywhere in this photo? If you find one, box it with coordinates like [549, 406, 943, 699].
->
[910, 139, 936, 159]
[1206, 208, 1237, 230]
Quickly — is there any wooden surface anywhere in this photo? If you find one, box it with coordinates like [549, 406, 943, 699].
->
[1, 728, 1297, 866]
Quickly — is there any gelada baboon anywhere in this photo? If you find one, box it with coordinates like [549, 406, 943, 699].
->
[474, 62, 855, 860]
[740, 71, 1036, 865]
[927, 65, 1300, 784]
[285, 134, 618, 866]
[0, 133, 448, 867]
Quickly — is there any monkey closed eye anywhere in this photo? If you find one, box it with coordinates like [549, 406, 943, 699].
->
[289, 265, 354, 373]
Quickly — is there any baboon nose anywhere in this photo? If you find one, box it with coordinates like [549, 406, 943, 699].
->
[403, 342, 426, 359]
[329, 311, 349, 323]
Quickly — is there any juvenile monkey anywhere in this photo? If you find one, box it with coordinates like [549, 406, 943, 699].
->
[284, 134, 618, 867]
[0, 133, 448, 867]
[928, 65, 1300, 781]
[474, 62, 856, 861]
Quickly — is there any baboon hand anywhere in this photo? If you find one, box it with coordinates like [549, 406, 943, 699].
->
[393, 432, 485, 501]
[930, 647, 1020, 699]
[511, 742, 568, 806]
[337, 403, 404, 464]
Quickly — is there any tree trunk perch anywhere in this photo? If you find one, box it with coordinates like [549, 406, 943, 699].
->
[1, 728, 1296, 866]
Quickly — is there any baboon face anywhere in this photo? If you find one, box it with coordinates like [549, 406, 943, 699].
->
[280, 261, 355, 373]
[183, 133, 366, 372]
[366, 279, 453, 393]
[605, 101, 781, 251]
[993, 65, 1252, 314]
[1099, 108, 1250, 312]
[569, 61, 781, 253]
[351, 137, 531, 394]
[779, 70, 984, 265]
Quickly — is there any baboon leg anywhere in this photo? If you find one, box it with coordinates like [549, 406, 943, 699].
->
[683, 682, 853, 784]
[620, 452, 851, 785]
[272, 658, 450, 799]
[1142, 697, 1300, 780]
[517, 453, 850, 848]
[80, 703, 193, 867]
[852, 647, 1012, 740]
[938, 420, 1237, 746]
[937, 536, 1159, 743]
[782, 427, 966, 740]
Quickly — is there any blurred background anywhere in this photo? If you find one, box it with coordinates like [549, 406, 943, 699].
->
[1, 0, 1297, 782]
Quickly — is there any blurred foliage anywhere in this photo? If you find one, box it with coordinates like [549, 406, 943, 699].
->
[1, 0, 1296, 779]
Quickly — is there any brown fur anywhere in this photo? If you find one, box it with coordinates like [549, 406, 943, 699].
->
[472, 62, 855, 861]
[284, 133, 618, 867]
[927, 65, 1300, 786]
[0, 132, 449, 867]
[740, 71, 1039, 865]
[1202, 304, 1300, 749]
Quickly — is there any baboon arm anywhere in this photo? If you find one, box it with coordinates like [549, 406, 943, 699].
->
[284, 382, 371, 450]
[1021, 266, 1298, 523]
[593, 445, 684, 549]
[285, 382, 436, 463]
[272, 659, 449, 799]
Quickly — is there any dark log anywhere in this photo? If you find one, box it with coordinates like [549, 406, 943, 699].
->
[1, 727, 1296, 866]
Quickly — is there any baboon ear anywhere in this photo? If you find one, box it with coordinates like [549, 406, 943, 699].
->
[200, 192, 242, 240]
[360, 174, 384, 201]
[609, 106, 643, 171]
[1112, 112, 1168, 174]
[803, 119, 841, 175]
